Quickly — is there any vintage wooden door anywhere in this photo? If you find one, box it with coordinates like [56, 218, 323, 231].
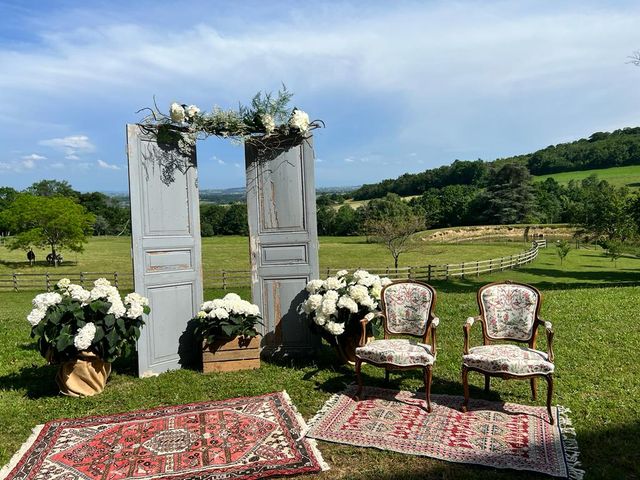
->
[126, 124, 203, 377]
[245, 137, 320, 354]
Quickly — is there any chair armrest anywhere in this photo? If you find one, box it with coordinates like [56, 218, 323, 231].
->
[359, 312, 383, 347]
[537, 318, 554, 363]
[429, 316, 440, 356]
[463, 316, 480, 355]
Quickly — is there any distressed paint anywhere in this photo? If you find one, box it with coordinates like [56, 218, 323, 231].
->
[245, 137, 320, 355]
[127, 124, 203, 376]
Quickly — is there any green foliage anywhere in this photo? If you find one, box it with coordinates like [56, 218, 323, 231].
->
[26, 179, 79, 198]
[29, 282, 148, 363]
[1, 194, 95, 259]
[192, 294, 263, 345]
[480, 163, 535, 224]
[601, 240, 624, 267]
[555, 240, 571, 265]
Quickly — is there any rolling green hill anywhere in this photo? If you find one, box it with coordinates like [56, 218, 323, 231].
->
[533, 164, 640, 190]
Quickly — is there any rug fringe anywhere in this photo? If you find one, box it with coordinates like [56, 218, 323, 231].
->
[557, 406, 585, 480]
[304, 391, 345, 433]
[280, 391, 330, 472]
[0, 425, 44, 480]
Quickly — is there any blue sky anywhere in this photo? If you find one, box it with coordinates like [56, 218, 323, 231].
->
[1, 0, 639, 192]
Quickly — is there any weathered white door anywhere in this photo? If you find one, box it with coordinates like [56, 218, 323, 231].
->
[245, 137, 320, 355]
[126, 124, 203, 377]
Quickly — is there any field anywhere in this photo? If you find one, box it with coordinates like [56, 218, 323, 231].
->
[0, 235, 526, 277]
[0, 243, 639, 478]
[533, 164, 640, 190]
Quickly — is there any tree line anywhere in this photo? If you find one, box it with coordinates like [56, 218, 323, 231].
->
[318, 163, 640, 249]
[352, 127, 640, 200]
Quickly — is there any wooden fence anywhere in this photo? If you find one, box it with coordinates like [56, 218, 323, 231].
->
[0, 242, 540, 292]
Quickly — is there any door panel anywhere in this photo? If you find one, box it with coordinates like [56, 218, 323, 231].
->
[127, 124, 203, 376]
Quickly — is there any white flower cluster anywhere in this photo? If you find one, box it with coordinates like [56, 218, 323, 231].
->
[27, 292, 63, 326]
[73, 322, 96, 351]
[170, 102, 200, 123]
[300, 269, 392, 337]
[90, 278, 127, 318]
[198, 293, 260, 320]
[289, 109, 310, 132]
[261, 113, 276, 134]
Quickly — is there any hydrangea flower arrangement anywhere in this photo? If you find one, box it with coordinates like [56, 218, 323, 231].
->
[27, 278, 150, 363]
[193, 293, 263, 345]
[299, 270, 392, 337]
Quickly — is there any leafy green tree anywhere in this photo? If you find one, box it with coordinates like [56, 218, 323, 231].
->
[481, 163, 535, 224]
[1, 194, 95, 265]
[0, 186, 18, 235]
[331, 205, 358, 236]
[555, 240, 571, 265]
[316, 205, 336, 235]
[26, 179, 79, 198]
[78, 192, 129, 235]
[221, 203, 248, 235]
[200, 204, 226, 236]
[601, 240, 624, 267]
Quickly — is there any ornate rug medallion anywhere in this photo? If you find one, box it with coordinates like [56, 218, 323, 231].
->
[306, 386, 583, 479]
[1, 391, 327, 480]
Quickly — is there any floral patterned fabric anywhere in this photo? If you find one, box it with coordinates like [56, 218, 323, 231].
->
[463, 344, 554, 376]
[383, 282, 433, 336]
[480, 284, 539, 340]
[356, 339, 434, 367]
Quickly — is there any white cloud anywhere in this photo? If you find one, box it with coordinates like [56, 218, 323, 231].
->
[21, 159, 36, 169]
[97, 159, 120, 170]
[344, 157, 355, 163]
[39, 135, 95, 156]
[51, 162, 65, 169]
[65, 154, 80, 160]
[22, 153, 46, 161]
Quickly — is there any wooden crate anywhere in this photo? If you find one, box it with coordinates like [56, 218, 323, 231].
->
[202, 336, 261, 373]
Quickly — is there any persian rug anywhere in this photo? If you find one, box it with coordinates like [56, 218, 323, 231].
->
[306, 386, 583, 479]
[0, 391, 328, 480]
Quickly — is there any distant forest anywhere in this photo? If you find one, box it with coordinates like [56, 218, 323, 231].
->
[352, 127, 640, 200]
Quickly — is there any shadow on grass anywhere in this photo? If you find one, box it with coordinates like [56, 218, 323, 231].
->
[0, 364, 59, 398]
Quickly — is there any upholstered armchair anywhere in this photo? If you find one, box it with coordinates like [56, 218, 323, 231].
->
[462, 281, 555, 423]
[354, 280, 439, 412]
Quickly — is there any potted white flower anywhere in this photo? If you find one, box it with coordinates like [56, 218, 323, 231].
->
[27, 278, 149, 397]
[299, 269, 392, 363]
[192, 293, 263, 373]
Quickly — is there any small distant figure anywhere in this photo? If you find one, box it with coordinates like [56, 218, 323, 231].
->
[46, 253, 63, 266]
[27, 248, 36, 266]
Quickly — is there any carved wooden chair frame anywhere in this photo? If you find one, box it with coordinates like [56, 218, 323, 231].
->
[355, 280, 439, 412]
[462, 280, 555, 423]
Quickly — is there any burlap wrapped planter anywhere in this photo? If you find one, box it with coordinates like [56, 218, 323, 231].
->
[56, 351, 111, 397]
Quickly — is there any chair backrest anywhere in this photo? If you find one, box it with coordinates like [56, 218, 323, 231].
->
[478, 282, 540, 341]
[381, 280, 436, 338]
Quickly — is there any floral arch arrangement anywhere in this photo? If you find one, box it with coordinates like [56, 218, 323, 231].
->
[139, 86, 323, 159]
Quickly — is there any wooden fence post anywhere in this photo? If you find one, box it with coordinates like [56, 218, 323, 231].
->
[114, 272, 119, 288]
[476, 260, 480, 277]
[427, 265, 432, 282]
[445, 264, 449, 280]
[222, 271, 227, 290]
[12, 273, 18, 292]
[80, 272, 85, 287]
[461, 262, 465, 279]
[408, 266, 413, 279]
[45, 273, 51, 291]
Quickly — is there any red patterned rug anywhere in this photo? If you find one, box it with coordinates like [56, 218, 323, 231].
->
[306, 386, 583, 479]
[1, 391, 328, 480]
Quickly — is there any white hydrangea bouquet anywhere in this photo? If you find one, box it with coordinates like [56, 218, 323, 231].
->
[299, 269, 392, 338]
[193, 293, 263, 345]
[27, 278, 150, 363]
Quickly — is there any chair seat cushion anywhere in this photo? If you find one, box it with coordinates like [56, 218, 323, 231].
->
[356, 339, 434, 367]
[463, 344, 554, 376]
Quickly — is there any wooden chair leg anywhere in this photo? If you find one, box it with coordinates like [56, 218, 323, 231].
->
[424, 366, 432, 413]
[484, 375, 490, 393]
[530, 377, 537, 401]
[545, 375, 554, 425]
[462, 366, 470, 412]
[355, 358, 363, 400]
[385, 369, 390, 383]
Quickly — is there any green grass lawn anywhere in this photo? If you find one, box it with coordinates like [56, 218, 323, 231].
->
[0, 244, 639, 478]
[533, 164, 640, 190]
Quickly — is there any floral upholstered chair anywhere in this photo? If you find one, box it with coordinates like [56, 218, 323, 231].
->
[355, 280, 439, 412]
[462, 281, 555, 423]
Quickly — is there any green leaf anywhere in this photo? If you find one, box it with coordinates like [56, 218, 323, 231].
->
[221, 324, 236, 337]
